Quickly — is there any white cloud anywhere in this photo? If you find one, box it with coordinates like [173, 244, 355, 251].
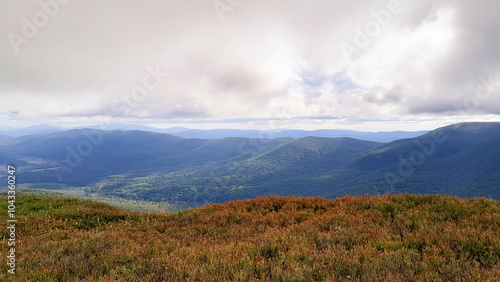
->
[1, 0, 499, 129]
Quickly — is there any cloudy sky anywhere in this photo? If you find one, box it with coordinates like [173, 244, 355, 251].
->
[1, 0, 499, 131]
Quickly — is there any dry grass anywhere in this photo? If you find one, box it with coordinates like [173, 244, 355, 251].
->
[1, 194, 499, 281]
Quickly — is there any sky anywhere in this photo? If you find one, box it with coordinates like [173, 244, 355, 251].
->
[1, 0, 500, 132]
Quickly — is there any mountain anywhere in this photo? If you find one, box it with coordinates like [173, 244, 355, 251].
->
[274, 129, 429, 142]
[2, 194, 499, 281]
[136, 122, 500, 204]
[0, 122, 499, 207]
[78, 123, 165, 132]
[334, 122, 500, 198]
[159, 128, 428, 142]
[0, 124, 66, 137]
[0, 129, 291, 186]
[0, 123, 427, 142]
[0, 134, 13, 142]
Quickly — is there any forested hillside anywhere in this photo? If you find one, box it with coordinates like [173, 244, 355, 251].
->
[1, 122, 499, 208]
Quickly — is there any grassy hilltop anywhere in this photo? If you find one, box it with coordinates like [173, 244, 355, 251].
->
[1, 194, 500, 281]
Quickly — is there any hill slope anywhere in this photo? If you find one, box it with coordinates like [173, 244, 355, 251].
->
[96, 122, 500, 205]
[333, 122, 500, 198]
[0, 122, 499, 207]
[160, 128, 428, 142]
[1, 194, 499, 281]
[0, 130, 291, 185]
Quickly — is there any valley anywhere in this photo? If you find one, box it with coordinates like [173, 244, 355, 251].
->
[1, 122, 499, 209]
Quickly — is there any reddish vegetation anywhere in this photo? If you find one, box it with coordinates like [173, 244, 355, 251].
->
[1, 194, 500, 281]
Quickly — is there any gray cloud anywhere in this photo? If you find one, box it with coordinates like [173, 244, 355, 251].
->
[1, 0, 499, 127]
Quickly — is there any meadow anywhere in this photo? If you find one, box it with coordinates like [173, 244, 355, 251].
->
[1, 194, 499, 281]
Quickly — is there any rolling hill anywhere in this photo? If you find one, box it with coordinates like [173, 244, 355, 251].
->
[0, 124, 66, 137]
[335, 122, 500, 198]
[158, 127, 428, 142]
[0, 123, 427, 142]
[0, 134, 13, 142]
[0, 122, 499, 207]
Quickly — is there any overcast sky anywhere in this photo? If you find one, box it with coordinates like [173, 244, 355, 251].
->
[1, 0, 499, 131]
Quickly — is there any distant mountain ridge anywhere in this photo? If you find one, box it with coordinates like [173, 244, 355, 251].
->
[0, 134, 13, 142]
[159, 128, 428, 142]
[0, 124, 66, 137]
[0, 123, 428, 142]
[0, 122, 498, 206]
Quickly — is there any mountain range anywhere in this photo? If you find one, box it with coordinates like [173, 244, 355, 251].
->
[0, 122, 498, 208]
[0, 123, 427, 142]
[158, 127, 429, 142]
